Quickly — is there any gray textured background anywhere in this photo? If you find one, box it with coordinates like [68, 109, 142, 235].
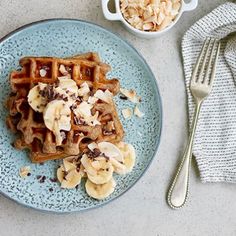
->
[0, 0, 235, 236]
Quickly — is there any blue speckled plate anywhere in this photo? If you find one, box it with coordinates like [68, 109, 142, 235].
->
[0, 19, 162, 213]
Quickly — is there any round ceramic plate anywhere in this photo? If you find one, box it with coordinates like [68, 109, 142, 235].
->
[0, 19, 162, 213]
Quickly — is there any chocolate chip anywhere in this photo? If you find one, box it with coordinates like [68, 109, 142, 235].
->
[70, 93, 76, 100]
[119, 95, 128, 100]
[49, 187, 53, 192]
[36, 175, 42, 179]
[103, 130, 113, 136]
[74, 116, 86, 125]
[39, 175, 46, 183]
[27, 173, 31, 176]
[71, 104, 77, 110]
[87, 148, 102, 159]
[49, 178, 58, 183]
[93, 148, 101, 157]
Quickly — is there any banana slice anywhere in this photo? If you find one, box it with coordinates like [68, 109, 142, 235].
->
[88, 142, 98, 151]
[98, 142, 124, 162]
[43, 100, 71, 145]
[109, 157, 126, 172]
[81, 154, 113, 184]
[57, 159, 83, 189]
[57, 165, 65, 183]
[63, 158, 76, 172]
[85, 177, 116, 200]
[27, 83, 47, 112]
[115, 142, 136, 174]
[61, 169, 82, 189]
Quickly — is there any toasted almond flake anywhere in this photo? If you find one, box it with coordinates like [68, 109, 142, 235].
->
[94, 89, 113, 104]
[157, 11, 165, 25]
[143, 7, 153, 20]
[122, 108, 133, 119]
[143, 22, 153, 31]
[85, 111, 101, 127]
[120, 88, 140, 103]
[127, 7, 138, 16]
[88, 96, 98, 105]
[19, 166, 31, 178]
[39, 69, 47, 77]
[73, 101, 93, 118]
[78, 82, 90, 97]
[173, 2, 181, 10]
[159, 15, 172, 30]
[59, 64, 68, 75]
[134, 106, 144, 118]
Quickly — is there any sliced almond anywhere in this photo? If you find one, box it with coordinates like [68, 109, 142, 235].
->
[59, 64, 68, 75]
[19, 166, 31, 178]
[94, 89, 113, 104]
[159, 15, 172, 30]
[78, 82, 90, 97]
[122, 108, 133, 119]
[134, 106, 144, 118]
[88, 96, 98, 105]
[73, 101, 92, 118]
[157, 11, 165, 25]
[143, 22, 153, 31]
[120, 88, 140, 103]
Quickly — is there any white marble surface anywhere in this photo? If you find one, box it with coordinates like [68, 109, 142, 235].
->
[0, 0, 235, 235]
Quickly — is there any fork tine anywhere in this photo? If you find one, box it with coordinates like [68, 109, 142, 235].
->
[209, 41, 221, 86]
[191, 39, 209, 82]
[199, 39, 214, 83]
[203, 39, 218, 84]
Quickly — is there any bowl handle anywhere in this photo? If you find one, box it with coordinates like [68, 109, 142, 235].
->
[101, 0, 122, 21]
[182, 0, 198, 12]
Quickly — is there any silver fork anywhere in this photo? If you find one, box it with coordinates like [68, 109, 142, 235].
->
[167, 38, 221, 209]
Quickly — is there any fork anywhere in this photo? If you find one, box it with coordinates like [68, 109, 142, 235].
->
[167, 38, 221, 209]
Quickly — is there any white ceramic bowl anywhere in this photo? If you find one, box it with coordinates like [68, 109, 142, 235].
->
[102, 0, 198, 38]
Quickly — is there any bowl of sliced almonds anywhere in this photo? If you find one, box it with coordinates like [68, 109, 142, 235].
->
[102, 0, 198, 38]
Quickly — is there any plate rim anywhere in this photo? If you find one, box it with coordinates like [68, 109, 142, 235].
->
[0, 18, 163, 213]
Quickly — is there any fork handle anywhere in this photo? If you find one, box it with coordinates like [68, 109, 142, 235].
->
[167, 101, 202, 209]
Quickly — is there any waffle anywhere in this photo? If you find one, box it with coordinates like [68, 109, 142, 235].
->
[6, 52, 124, 163]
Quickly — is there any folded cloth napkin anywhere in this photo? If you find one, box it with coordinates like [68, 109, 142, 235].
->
[182, 2, 236, 183]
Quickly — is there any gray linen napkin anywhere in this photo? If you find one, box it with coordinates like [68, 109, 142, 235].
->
[182, 2, 236, 183]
